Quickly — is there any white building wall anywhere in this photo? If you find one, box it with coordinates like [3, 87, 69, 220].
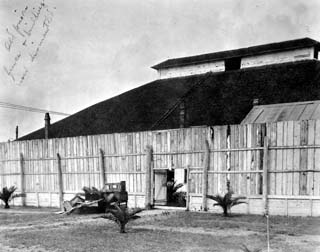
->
[241, 47, 314, 68]
[159, 60, 225, 79]
[157, 47, 316, 79]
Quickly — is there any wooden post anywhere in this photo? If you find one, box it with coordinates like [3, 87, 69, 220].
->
[57, 153, 64, 210]
[186, 165, 190, 211]
[145, 145, 153, 209]
[19, 153, 26, 206]
[16, 126, 19, 140]
[150, 156, 154, 207]
[99, 149, 106, 188]
[36, 187, 40, 208]
[44, 113, 51, 140]
[263, 136, 269, 215]
[202, 140, 210, 211]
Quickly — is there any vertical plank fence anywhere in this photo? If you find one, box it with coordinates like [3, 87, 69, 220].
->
[0, 122, 320, 216]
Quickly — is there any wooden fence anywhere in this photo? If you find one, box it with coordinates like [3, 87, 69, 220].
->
[0, 121, 320, 216]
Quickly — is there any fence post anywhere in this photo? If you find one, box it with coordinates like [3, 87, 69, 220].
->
[145, 145, 153, 210]
[19, 153, 26, 206]
[57, 153, 63, 210]
[186, 165, 191, 211]
[263, 136, 269, 215]
[202, 140, 210, 211]
[99, 149, 106, 188]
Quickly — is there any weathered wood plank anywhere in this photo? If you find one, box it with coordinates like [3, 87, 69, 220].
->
[220, 126, 227, 194]
[307, 120, 315, 196]
[293, 121, 301, 196]
[314, 120, 320, 196]
[268, 122, 277, 195]
[276, 122, 284, 195]
[238, 124, 244, 195]
[299, 121, 308, 195]
[286, 121, 294, 195]
[263, 136, 269, 214]
[234, 125, 240, 194]
[202, 140, 210, 211]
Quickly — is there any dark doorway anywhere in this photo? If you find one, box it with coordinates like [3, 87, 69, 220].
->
[166, 170, 186, 207]
[314, 49, 319, 59]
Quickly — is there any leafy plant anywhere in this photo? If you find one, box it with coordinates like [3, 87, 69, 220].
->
[206, 191, 246, 217]
[167, 180, 184, 203]
[173, 191, 186, 207]
[82, 186, 120, 212]
[101, 203, 144, 233]
[0, 186, 25, 209]
[82, 186, 102, 201]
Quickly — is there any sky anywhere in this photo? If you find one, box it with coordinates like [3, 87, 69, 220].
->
[0, 0, 320, 142]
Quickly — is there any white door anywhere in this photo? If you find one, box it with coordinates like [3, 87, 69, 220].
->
[154, 170, 167, 205]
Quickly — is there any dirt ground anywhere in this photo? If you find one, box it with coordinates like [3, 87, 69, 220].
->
[0, 207, 319, 252]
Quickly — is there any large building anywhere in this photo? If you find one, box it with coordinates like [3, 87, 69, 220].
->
[20, 37, 320, 140]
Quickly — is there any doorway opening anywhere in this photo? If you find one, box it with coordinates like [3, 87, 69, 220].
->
[154, 169, 186, 207]
[225, 57, 241, 71]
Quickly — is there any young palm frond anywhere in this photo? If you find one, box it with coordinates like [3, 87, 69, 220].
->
[82, 186, 102, 201]
[240, 244, 261, 252]
[0, 186, 25, 209]
[101, 203, 144, 233]
[167, 180, 184, 203]
[206, 191, 246, 216]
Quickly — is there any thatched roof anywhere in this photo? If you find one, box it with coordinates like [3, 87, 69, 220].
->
[19, 60, 320, 140]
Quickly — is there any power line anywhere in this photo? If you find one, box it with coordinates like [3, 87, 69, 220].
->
[0, 102, 71, 116]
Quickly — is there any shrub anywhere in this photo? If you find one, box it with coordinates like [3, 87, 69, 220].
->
[206, 191, 246, 217]
[0, 186, 25, 209]
[101, 203, 144, 233]
[173, 191, 186, 207]
[167, 180, 185, 205]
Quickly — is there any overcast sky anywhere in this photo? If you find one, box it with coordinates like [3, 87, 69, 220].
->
[0, 0, 320, 142]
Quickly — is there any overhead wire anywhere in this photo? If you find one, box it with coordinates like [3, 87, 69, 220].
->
[0, 101, 70, 116]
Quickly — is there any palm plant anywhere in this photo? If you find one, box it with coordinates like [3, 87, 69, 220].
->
[240, 244, 261, 252]
[167, 180, 184, 203]
[82, 186, 102, 201]
[206, 191, 246, 217]
[173, 191, 186, 207]
[0, 186, 25, 209]
[101, 203, 144, 233]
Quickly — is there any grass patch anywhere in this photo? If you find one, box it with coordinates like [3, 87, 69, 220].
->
[0, 210, 319, 252]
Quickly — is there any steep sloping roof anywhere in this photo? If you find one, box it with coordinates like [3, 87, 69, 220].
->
[152, 37, 320, 70]
[19, 59, 320, 140]
[241, 100, 320, 124]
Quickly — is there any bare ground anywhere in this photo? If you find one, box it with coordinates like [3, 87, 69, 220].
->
[0, 207, 319, 252]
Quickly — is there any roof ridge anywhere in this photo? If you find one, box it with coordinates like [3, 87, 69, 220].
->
[253, 100, 320, 108]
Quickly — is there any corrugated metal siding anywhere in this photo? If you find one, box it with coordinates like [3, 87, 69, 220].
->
[242, 101, 320, 124]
